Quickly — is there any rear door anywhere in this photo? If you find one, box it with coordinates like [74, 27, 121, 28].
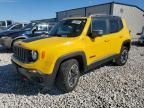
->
[107, 18, 124, 55]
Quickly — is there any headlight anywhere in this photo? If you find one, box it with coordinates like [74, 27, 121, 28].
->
[31, 50, 38, 61]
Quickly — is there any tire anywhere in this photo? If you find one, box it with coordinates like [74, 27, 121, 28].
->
[56, 59, 80, 92]
[114, 46, 129, 66]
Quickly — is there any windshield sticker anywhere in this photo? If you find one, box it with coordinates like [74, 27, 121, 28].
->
[72, 20, 82, 24]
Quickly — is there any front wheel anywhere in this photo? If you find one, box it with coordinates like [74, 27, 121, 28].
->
[114, 47, 129, 66]
[56, 59, 80, 92]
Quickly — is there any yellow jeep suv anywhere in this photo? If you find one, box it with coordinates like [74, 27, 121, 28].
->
[11, 15, 131, 92]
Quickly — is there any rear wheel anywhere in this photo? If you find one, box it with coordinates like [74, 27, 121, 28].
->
[56, 59, 80, 92]
[114, 46, 129, 66]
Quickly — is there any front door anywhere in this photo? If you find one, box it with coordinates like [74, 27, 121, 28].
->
[84, 18, 110, 65]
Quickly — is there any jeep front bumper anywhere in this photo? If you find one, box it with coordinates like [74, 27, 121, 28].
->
[12, 60, 56, 88]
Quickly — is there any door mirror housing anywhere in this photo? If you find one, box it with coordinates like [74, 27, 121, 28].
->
[91, 30, 104, 38]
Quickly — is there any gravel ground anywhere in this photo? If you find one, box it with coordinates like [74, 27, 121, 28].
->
[0, 45, 144, 108]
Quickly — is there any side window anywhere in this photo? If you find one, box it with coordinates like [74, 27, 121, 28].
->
[7, 21, 12, 26]
[24, 24, 28, 27]
[0, 21, 6, 26]
[119, 19, 123, 30]
[48, 25, 53, 32]
[92, 19, 107, 34]
[109, 19, 122, 33]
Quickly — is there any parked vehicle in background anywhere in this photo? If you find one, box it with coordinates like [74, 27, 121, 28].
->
[1, 23, 28, 31]
[137, 27, 144, 45]
[0, 20, 14, 30]
[0, 22, 54, 49]
[11, 15, 131, 92]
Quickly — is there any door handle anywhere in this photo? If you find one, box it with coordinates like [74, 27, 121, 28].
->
[120, 36, 123, 38]
[104, 40, 109, 42]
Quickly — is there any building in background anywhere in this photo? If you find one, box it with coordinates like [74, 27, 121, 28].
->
[56, 2, 144, 40]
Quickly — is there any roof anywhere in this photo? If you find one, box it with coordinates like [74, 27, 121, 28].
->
[57, 2, 144, 13]
[61, 15, 121, 21]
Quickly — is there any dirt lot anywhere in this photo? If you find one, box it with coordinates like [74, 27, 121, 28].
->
[0, 45, 144, 108]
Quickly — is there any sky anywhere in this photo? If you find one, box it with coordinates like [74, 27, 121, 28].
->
[0, 0, 143, 22]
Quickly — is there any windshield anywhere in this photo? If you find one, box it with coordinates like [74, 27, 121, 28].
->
[22, 22, 36, 30]
[48, 19, 86, 37]
[7, 24, 14, 29]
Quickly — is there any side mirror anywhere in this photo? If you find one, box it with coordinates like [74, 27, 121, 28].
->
[91, 30, 104, 38]
[137, 33, 142, 35]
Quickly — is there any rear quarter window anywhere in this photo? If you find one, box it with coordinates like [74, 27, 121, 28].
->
[109, 19, 123, 33]
[119, 19, 123, 30]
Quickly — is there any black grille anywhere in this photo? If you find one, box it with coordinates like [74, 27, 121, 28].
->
[13, 46, 32, 63]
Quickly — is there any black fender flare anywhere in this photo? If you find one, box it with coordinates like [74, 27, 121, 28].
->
[121, 39, 131, 51]
[54, 51, 87, 72]
[11, 36, 27, 47]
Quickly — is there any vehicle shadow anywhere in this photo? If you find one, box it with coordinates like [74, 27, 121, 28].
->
[0, 64, 63, 96]
[0, 62, 116, 96]
[131, 41, 143, 47]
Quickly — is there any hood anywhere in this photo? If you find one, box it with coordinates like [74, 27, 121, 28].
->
[0, 30, 28, 38]
[20, 36, 78, 50]
[23, 36, 49, 43]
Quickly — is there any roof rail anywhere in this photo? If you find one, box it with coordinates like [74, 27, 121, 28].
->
[90, 14, 112, 17]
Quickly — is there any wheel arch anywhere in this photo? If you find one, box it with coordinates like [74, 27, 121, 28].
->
[52, 51, 87, 81]
[122, 39, 131, 51]
[11, 36, 27, 48]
